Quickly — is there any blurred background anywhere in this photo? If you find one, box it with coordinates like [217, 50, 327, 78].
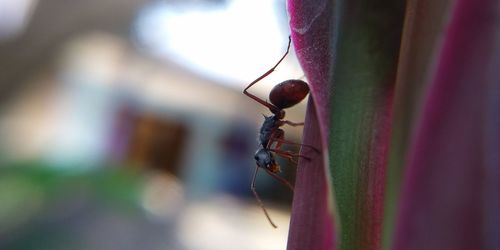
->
[0, 0, 307, 249]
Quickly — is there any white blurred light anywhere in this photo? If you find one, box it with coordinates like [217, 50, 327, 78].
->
[178, 196, 290, 250]
[44, 34, 128, 168]
[135, 0, 300, 88]
[0, 0, 38, 41]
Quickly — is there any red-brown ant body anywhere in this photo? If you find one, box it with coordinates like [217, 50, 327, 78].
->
[243, 36, 312, 228]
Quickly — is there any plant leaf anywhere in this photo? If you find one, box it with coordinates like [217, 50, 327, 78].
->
[326, 1, 406, 249]
[288, 0, 408, 249]
[287, 100, 336, 250]
[393, 0, 500, 249]
[287, 0, 338, 249]
[381, 0, 453, 247]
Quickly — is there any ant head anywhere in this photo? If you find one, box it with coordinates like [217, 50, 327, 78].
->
[254, 148, 280, 173]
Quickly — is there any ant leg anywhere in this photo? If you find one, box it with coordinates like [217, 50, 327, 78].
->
[271, 137, 320, 153]
[251, 166, 278, 228]
[270, 148, 312, 161]
[272, 150, 300, 165]
[266, 129, 285, 149]
[263, 168, 294, 191]
[268, 128, 319, 153]
[266, 131, 299, 163]
[282, 120, 304, 127]
[243, 36, 292, 113]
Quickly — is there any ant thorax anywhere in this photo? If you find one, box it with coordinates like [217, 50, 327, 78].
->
[259, 114, 280, 147]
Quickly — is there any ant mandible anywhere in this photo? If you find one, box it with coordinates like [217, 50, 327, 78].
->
[243, 36, 313, 228]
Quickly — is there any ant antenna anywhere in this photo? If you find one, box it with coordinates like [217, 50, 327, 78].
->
[251, 167, 278, 228]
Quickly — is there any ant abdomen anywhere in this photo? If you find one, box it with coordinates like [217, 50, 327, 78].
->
[269, 79, 309, 109]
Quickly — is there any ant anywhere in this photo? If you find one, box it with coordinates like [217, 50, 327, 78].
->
[243, 36, 314, 228]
